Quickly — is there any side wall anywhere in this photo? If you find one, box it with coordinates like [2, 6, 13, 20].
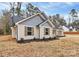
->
[39, 21, 55, 39]
[40, 27, 54, 39]
[56, 29, 64, 37]
[17, 25, 55, 41]
[11, 27, 17, 38]
[17, 25, 40, 41]
[17, 15, 44, 41]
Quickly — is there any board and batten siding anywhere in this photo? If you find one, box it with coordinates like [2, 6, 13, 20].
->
[52, 29, 57, 37]
[40, 22, 55, 39]
[40, 27, 54, 39]
[17, 25, 40, 40]
[16, 14, 56, 41]
[17, 25, 24, 41]
[11, 27, 17, 38]
[17, 15, 44, 40]
[56, 29, 64, 36]
[34, 27, 40, 39]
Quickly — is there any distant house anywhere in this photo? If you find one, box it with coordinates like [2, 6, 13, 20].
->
[11, 13, 60, 42]
[62, 26, 69, 32]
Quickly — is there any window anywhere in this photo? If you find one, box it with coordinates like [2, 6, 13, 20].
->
[44, 28, 49, 35]
[25, 27, 34, 36]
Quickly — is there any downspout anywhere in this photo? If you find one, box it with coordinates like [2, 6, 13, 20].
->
[16, 26, 18, 42]
[39, 27, 40, 39]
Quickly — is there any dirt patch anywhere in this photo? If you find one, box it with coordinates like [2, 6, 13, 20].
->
[0, 35, 14, 42]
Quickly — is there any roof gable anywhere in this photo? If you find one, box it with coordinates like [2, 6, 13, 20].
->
[39, 19, 55, 28]
[16, 13, 46, 25]
[19, 15, 45, 26]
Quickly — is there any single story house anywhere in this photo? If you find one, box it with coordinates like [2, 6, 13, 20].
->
[11, 13, 59, 42]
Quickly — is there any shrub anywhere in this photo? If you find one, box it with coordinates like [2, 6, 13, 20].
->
[0, 29, 4, 35]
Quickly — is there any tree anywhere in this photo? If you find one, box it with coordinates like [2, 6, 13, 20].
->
[1, 10, 11, 35]
[69, 9, 78, 26]
[9, 2, 22, 26]
[9, 2, 15, 16]
[59, 18, 66, 26]
[54, 14, 66, 26]
[70, 9, 78, 17]
[27, 3, 35, 15]
[68, 9, 78, 31]
[9, 2, 15, 26]
[72, 20, 79, 29]
[27, 3, 42, 15]
[16, 2, 22, 16]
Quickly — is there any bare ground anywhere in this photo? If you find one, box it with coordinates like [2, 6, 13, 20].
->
[0, 35, 79, 57]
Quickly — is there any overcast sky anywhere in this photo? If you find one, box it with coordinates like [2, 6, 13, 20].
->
[0, 2, 79, 23]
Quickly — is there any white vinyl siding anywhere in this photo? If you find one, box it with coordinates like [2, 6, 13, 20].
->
[16, 14, 57, 41]
[53, 30, 56, 35]
[58, 31, 62, 35]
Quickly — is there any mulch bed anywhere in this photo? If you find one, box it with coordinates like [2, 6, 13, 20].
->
[64, 32, 79, 35]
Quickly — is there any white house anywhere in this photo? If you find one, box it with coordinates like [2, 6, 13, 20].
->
[62, 26, 70, 32]
[11, 13, 58, 42]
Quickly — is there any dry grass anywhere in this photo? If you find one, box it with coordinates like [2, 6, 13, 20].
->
[0, 35, 13, 41]
[0, 35, 79, 56]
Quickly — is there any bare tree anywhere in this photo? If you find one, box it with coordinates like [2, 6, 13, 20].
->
[9, 2, 22, 26]
[68, 9, 78, 31]
[16, 2, 22, 16]
[1, 10, 11, 35]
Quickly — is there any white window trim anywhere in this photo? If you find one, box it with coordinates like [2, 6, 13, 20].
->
[25, 26, 34, 36]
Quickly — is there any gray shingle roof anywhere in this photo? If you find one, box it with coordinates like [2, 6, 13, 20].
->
[9, 15, 24, 27]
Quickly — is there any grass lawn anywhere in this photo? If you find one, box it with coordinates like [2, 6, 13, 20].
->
[0, 35, 79, 56]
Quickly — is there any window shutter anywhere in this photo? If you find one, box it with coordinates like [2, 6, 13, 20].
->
[32, 28, 34, 35]
[25, 26, 27, 36]
[53, 30, 56, 35]
[44, 28, 46, 35]
[48, 28, 50, 35]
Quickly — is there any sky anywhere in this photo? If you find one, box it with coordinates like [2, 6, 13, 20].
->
[0, 2, 79, 23]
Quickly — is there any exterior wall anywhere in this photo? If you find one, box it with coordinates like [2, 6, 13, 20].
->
[17, 15, 44, 41]
[16, 15, 56, 41]
[11, 27, 17, 38]
[56, 29, 64, 37]
[52, 29, 57, 37]
[40, 22, 55, 39]
[34, 27, 40, 39]
[17, 25, 25, 41]
[16, 24, 64, 41]
[17, 24, 55, 41]
[17, 25, 40, 41]
[40, 27, 54, 39]
[56, 29, 59, 36]
[61, 30, 64, 36]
